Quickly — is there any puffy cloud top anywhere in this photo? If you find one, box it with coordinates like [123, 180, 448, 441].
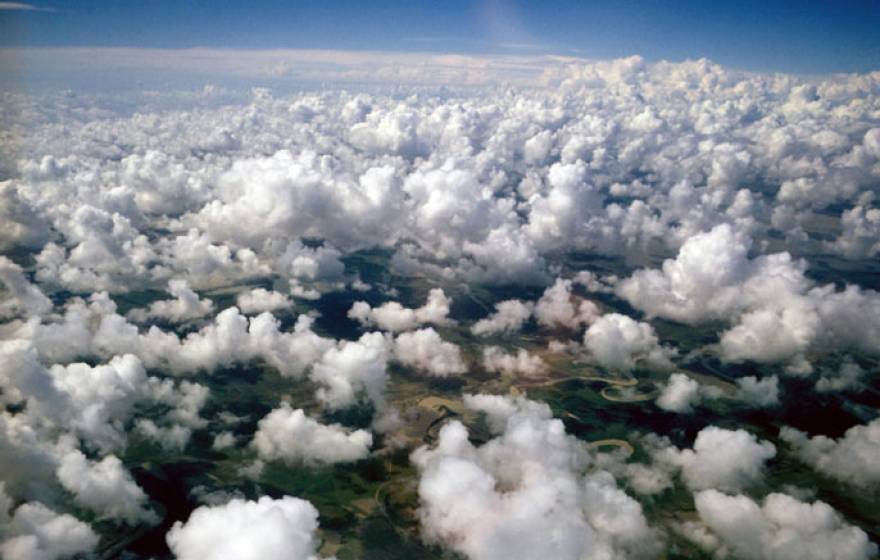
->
[617, 224, 880, 367]
[471, 299, 534, 336]
[348, 288, 454, 332]
[656, 373, 701, 413]
[781, 419, 880, 488]
[167, 495, 330, 560]
[1, 497, 99, 560]
[689, 490, 877, 560]
[411, 394, 659, 560]
[583, 313, 673, 371]
[674, 427, 777, 492]
[252, 403, 372, 466]
[393, 327, 466, 377]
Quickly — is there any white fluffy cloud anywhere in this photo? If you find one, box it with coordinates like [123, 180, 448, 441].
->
[134, 419, 193, 451]
[0, 334, 209, 533]
[0, 181, 49, 252]
[583, 313, 674, 371]
[471, 299, 533, 336]
[252, 403, 372, 466]
[127, 279, 214, 323]
[780, 419, 880, 488]
[816, 359, 865, 393]
[1, 490, 99, 560]
[411, 394, 659, 560]
[192, 149, 402, 255]
[617, 224, 880, 366]
[481, 346, 547, 378]
[166, 495, 331, 560]
[0, 336, 208, 454]
[639, 426, 777, 493]
[309, 332, 390, 410]
[21, 298, 333, 378]
[235, 288, 292, 314]
[616, 224, 795, 325]
[656, 373, 701, 413]
[33, 205, 161, 294]
[675, 427, 776, 492]
[348, 288, 454, 332]
[393, 327, 466, 377]
[534, 279, 600, 330]
[158, 228, 270, 289]
[735, 375, 780, 408]
[656, 373, 779, 413]
[48, 353, 205, 451]
[275, 239, 348, 299]
[0, 338, 63, 415]
[56, 446, 157, 524]
[686, 489, 877, 560]
[0, 257, 52, 320]
[8, 56, 880, 296]
[829, 204, 880, 259]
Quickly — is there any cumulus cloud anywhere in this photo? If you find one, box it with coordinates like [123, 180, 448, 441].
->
[393, 327, 466, 377]
[167, 495, 331, 560]
[235, 288, 292, 314]
[656, 373, 779, 413]
[212, 431, 237, 450]
[481, 346, 547, 377]
[411, 394, 659, 560]
[33, 204, 162, 294]
[685, 489, 877, 560]
[252, 403, 372, 466]
[616, 224, 791, 325]
[134, 419, 193, 451]
[48, 353, 202, 451]
[276, 239, 348, 299]
[635, 426, 777, 493]
[534, 278, 600, 330]
[158, 228, 270, 289]
[9, 56, 880, 295]
[471, 299, 533, 336]
[0, 338, 63, 416]
[0, 182, 48, 252]
[656, 373, 701, 413]
[525, 161, 606, 251]
[780, 419, 880, 488]
[191, 149, 402, 255]
[676, 427, 776, 492]
[0, 405, 63, 501]
[0, 338, 207, 458]
[348, 288, 454, 332]
[127, 279, 214, 323]
[119, 150, 210, 216]
[21, 298, 333, 378]
[0, 332, 210, 535]
[617, 224, 880, 366]
[0, 257, 52, 320]
[309, 332, 390, 410]
[0, 490, 99, 560]
[815, 358, 866, 393]
[735, 375, 780, 408]
[583, 313, 674, 371]
[829, 204, 880, 259]
[56, 446, 157, 524]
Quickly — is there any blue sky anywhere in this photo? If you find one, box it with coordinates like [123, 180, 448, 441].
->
[1, 0, 879, 74]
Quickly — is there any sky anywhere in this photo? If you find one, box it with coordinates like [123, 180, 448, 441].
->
[1, 0, 879, 74]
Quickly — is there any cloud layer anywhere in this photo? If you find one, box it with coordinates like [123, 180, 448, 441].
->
[1, 52, 879, 558]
